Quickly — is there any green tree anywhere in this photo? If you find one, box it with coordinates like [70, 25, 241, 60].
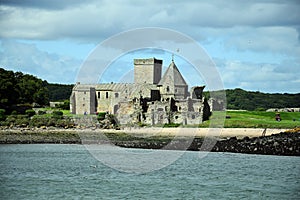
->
[0, 109, 6, 121]
[0, 68, 19, 109]
[0, 68, 49, 110]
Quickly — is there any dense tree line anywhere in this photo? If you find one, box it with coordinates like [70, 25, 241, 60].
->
[0, 68, 49, 111]
[0, 68, 73, 113]
[205, 88, 300, 111]
[46, 83, 73, 101]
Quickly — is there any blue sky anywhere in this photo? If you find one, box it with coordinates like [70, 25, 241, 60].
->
[0, 0, 299, 93]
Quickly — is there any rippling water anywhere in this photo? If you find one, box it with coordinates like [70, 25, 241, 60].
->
[0, 144, 299, 199]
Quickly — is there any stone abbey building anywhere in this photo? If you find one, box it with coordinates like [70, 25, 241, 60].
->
[70, 58, 211, 125]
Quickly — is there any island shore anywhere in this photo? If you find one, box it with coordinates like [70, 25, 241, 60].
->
[0, 127, 299, 156]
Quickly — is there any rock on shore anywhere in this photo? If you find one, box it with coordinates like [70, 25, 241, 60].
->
[114, 128, 300, 156]
[211, 129, 300, 156]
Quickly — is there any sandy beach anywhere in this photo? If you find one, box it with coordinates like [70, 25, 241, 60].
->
[101, 127, 288, 138]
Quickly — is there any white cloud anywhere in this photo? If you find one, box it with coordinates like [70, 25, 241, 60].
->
[222, 26, 300, 56]
[0, 40, 80, 83]
[1, 1, 299, 40]
[0, 0, 299, 92]
[217, 59, 300, 93]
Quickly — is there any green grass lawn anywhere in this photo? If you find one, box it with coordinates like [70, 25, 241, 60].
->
[35, 108, 300, 129]
[199, 111, 300, 129]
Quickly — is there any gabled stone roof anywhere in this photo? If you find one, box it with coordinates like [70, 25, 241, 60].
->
[158, 61, 187, 86]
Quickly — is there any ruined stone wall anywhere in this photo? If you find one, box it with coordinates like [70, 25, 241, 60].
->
[116, 101, 138, 125]
[173, 100, 204, 125]
[174, 85, 188, 99]
[186, 112, 203, 124]
[144, 110, 169, 125]
[208, 98, 225, 111]
[145, 101, 169, 125]
[190, 86, 205, 99]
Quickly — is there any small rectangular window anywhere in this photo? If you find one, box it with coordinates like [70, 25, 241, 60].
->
[106, 92, 109, 99]
[98, 92, 100, 98]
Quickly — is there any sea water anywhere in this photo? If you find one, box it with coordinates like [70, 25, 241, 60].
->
[0, 144, 299, 199]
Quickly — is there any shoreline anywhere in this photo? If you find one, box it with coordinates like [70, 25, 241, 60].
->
[0, 127, 289, 141]
[118, 127, 288, 138]
[0, 127, 299, 156]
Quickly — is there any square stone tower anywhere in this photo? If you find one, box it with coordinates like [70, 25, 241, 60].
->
[134, 58, 162, 84]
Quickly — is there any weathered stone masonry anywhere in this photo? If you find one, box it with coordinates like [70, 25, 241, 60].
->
[70, 58, 211, 125]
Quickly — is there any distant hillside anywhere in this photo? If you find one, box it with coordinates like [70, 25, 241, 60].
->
[204, 88, 300, 111]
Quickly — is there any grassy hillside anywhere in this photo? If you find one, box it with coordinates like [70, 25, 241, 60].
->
[199, 111, 300, 129]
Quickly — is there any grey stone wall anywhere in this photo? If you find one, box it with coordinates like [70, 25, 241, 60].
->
[134, 58, 162, 84]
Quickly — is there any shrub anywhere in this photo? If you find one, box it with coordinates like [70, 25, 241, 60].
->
[12, 104, 32, 114]
[56, 119, 70, 128]
[11, 110, 18, 115]
[47, 118, 57, 127]
[137, 122, 147, 127]
[25, 109, 36, 117]
[97, 112, 106, 121]
[55, 100, 70, 110]
[255, 107, 266, 111]
[0, 120, 10, 126]
[29, 116, 48, 127]
[52, 110, 63, 116]
[15, 117, 30, 127]
[163, 123, 181, 128]
[52, 110, 63, 119]
[0, 109, 6, 121]
[38, 110, 46, 115]
[1, 114, 28, 127]
[5, 115, 17, 125]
